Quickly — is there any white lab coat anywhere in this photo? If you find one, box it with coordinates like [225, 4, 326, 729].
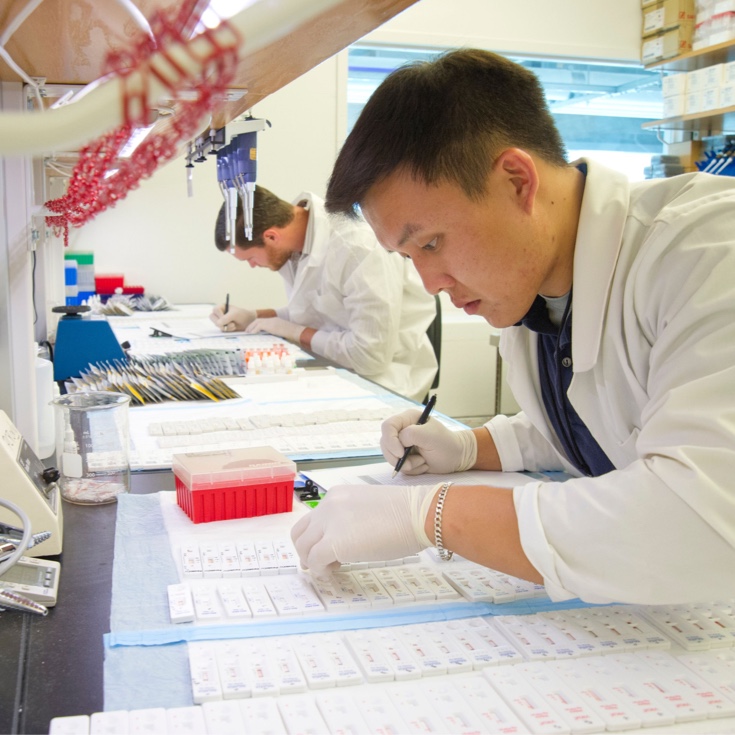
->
[486, 160, 735, 605]
[276, 192, 437, 402]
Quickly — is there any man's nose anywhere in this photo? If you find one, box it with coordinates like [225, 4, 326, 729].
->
[414, 258, 452, 296]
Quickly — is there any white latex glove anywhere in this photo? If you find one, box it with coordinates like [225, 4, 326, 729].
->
[246, 316, 304, 344]
[381, 409, 478, 475]
[291, 483, 441, 577]
[210, 304, 256, 332]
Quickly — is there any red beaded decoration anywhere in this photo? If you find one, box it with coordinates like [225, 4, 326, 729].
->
[45, 1, 241, 246]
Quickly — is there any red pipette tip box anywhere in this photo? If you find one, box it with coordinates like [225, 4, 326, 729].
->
[173, 446, 296, 524]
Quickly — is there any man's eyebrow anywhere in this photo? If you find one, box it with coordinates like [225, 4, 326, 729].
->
[397, 223, 421, 248]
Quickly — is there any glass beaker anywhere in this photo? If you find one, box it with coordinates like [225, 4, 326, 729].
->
[52, 391, 131, 505]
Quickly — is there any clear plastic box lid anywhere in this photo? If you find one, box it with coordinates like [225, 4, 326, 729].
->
[172, 446, 296, 489]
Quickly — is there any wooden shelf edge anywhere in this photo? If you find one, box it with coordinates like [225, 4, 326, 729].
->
[644, 39, 735, 71]
[642, 103, 735, 131]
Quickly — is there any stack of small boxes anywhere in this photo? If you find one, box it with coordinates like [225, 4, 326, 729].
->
[661, 59, 735, 118]
[64, 251, 95, 305]
[644, 154, 686, 177]
[693, 0, 735, 50]
[642, 0, 696, 64]
[688, 60, 735, 112]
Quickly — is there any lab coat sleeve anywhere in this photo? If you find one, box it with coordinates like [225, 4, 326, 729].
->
[513, 194, 735, 605]
[486, 413, 573, 474]
[309, 247, 405, 378]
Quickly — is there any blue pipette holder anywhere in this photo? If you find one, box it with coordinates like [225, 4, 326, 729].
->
[53, 308, 125, 381]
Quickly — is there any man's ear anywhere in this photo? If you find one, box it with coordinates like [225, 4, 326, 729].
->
[494, 148, 538, 215]
[262, 227, 279, 244]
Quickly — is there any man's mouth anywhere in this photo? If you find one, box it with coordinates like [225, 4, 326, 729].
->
[453, 297, 481, 315]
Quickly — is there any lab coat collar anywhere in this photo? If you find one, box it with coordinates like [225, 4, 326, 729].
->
[569, 158, 630, 373]
[292, 191, 329, 265]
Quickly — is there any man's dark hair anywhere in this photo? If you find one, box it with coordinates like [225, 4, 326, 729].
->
[214, 185, 295, 251]
[325, 48, 567, 218]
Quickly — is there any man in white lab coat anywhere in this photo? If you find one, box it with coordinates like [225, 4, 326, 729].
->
[290, 49, 735, 606]
[210, 186, 438, 402]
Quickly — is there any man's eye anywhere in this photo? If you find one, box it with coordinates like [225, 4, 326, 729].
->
[422, 238, 438, 251]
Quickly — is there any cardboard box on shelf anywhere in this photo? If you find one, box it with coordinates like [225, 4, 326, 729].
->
[686, 89, 706, 114]
[663, 94, 687, 117]
[724, 60, 735, 85]
[687, 67, 710, 92]
[662, 71, 688, 96]
[702, 86, 722, 110]
[642, 22, 694, 63]
[702, 63, 725, 88]
[642, 0, 696, 36]
[720, 83, 735, 108]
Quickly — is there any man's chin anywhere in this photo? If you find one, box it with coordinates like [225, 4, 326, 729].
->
[479, 310, 515, 329]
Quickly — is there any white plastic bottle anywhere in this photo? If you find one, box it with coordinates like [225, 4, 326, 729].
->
[35, 344, 55, 459]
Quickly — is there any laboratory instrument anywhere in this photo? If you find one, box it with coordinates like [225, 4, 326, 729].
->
[215, 117, 269, 245]
[0, 410, 63, 556]
[0, 556, 60, 606]
[52, 305, 126, 382]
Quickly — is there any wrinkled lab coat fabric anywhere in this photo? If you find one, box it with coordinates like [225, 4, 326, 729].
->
[276, 192, 437, 402]
[486, 161, 735, 605]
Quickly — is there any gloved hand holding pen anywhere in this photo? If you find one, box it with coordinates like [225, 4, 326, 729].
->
[381, 409, 478, 475]
[210, 304, 256, 332]
[290, 483, 442, 577]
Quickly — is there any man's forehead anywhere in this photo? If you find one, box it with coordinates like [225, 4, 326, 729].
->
[363, 197, 424, 244]
[363, 208, 424, 250]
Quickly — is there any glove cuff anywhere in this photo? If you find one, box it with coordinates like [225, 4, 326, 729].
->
[410, 483, 443, 548]
[456, 429, 478, 472]
[243, 309, 256, 327]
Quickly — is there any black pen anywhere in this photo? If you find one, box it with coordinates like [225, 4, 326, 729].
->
[392, 393, 437, 477]
[224, 293, 230, 315]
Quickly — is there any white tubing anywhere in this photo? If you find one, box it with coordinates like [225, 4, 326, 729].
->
[0, 0, 47, 47]
[0, 0, 343, 156]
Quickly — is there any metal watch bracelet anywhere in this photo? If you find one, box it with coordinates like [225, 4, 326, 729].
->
[433, 482, 454, 561]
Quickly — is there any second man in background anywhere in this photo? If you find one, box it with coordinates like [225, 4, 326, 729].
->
[210, 187, 438, 402]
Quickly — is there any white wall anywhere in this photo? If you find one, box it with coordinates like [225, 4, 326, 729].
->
[365, 0, 642, 61]
[57, 0, 642, 419]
